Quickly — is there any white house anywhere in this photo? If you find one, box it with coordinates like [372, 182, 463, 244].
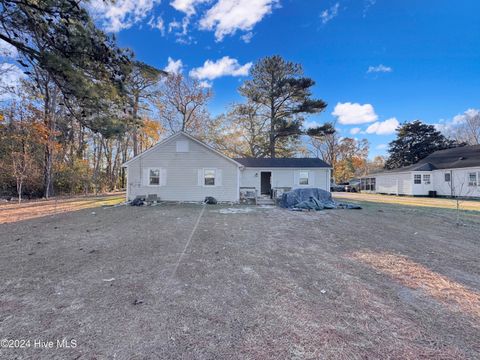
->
[361, 145, 480, 198]
[122, 131, 331, 202]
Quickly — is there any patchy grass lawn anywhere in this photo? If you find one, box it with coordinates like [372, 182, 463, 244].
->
[0, 193, 125, 224]
[0, 199, 479, 359]
[335, 191, 480, 212]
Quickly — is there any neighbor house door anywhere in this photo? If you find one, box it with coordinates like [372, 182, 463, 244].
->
[260, 172, 272, 195]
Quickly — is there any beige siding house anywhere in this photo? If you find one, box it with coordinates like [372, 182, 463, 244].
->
[123, 132, 331, 202]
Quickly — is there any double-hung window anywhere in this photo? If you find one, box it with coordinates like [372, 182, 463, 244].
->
[444, 173, 451, 182]
[204, 169, 216, 186]
[414, 174, 421, 184]
[299, 171, 309, 185]
[149, 169, 160, 185]
[468, 172, 478, 187]
[423, 174, 431, 185]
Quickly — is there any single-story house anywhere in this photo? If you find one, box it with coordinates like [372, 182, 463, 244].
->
[361, 145, 480, 198]
[122, 131, 331, 202]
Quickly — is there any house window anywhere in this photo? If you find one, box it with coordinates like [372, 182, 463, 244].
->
[299, 171, 309, 185]
[149, 169, 160, 185]
[468, 172, 477, 186]
[176, 140, 189, 152]
[414, 174, 421, 184]
[444, 173, 451, 182]
[423, 174, 431, 184]
[204, 169, 216, 186]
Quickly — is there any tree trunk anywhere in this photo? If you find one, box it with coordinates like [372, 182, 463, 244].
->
[132, 94, 140, 156]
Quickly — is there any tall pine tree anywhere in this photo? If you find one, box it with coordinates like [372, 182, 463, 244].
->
[239, 56, 326, 158]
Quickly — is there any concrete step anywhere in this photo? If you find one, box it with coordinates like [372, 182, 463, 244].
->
[256, 198, 275, 205]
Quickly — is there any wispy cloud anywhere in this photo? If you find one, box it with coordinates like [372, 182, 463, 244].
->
[350, 127, 361, 135]
[332, 102, 378, 125]
[148, 16, 166, 35]
[189, 56, 252, 80]
[320, 3, 340, 24]
[241, 32, 254, 43]
[363, 0, 377, 17]
[89, 0, 161, 32]
[367, 64, 392, 74]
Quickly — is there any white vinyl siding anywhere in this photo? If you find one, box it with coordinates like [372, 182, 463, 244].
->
[176, 140, 189, 152]
[126, 133, 239, 202]
[240, 168, 329, 193]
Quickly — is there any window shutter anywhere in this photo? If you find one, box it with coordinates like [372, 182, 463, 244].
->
[160, 168, 167, 186]
[142, 168, 150, 186]
[198, 169, 203, 186]
[216, 169, 222, 186]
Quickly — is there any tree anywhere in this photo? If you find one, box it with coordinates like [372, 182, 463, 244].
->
[385, 120, 456, 169]
[156, 73, 212, 134]
[239, 55, 327, 158]
[0, 0, 131, 108]
[307, 122, 338, 166]
[334, 138, 369, 182]
[448, 109, 480, 145]
[124, 61, 165, 156]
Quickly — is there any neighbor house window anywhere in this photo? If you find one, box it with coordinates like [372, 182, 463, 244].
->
[299, 171, 309, 185]
[149, 169, 160, 185]
[176, 140, 189, 152]
[414, 174, 421, 184]
[468, 172, 477, 186]
[423, 174, 431, 184]
[204, 169, 216, 186]
[444, 173, 451, 182]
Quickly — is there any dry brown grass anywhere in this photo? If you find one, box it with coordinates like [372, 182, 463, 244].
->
[351, 251, 480, 322]
[0, 193, 124, 224]
[335, 192, 480, 212]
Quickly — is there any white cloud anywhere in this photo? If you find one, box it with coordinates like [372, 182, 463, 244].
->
[241, 32, 254, 43]
[198, 80, 212, 88]
[366, 117, 399, 135]
[363, 0, 377, 17]
[189, 56, 252, 80]
[320, 3, 340, 24]
[332, 102, 378, 125]
[89, 0, 161, 32]
[148, 16, 165, 35]
[0, 40, 18, 59]
[349, 127, 361, 135]
[0, 63, 25, 100]
[170, 0, 208, 15]
[199, 0, 279, 41]
[164, 57, 183, 74]
[367, 64, 393, 74]
[452, 108, 479, 125]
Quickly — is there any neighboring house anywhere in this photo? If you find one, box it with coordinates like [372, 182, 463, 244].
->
[122, 131, 331, 202]
[361, 145, 480, 198]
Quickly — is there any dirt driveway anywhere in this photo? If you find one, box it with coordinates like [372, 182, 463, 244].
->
[0, 200, 479, 359]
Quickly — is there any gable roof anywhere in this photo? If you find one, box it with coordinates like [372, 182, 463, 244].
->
[372, 145, 480, 175]
[234, 157, 331, 168]
[122, 131, 243, 167]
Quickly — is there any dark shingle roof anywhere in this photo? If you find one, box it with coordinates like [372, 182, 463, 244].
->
[372, 145, 480, 175]
[234, 157, 331, 168]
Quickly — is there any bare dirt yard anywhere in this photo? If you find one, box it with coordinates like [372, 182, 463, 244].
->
[0, 196, 479, 359]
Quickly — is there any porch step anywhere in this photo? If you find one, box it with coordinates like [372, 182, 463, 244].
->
[256, 198, 275, 206]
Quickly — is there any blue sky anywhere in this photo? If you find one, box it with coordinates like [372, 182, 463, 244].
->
[3, 0, 479, 158]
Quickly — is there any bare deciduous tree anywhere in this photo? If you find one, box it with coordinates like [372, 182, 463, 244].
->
[156, 74, 212, 135]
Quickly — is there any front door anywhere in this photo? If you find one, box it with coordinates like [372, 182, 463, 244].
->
[260, 172, 272, 195]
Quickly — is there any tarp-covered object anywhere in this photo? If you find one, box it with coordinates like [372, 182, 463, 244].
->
[280, 188, 335, 208]
[280, 188, 361, 210]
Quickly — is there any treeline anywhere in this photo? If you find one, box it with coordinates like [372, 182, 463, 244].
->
[0, 0, 375, 201]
